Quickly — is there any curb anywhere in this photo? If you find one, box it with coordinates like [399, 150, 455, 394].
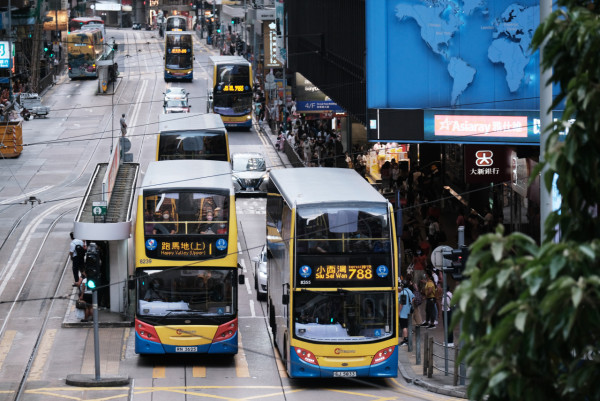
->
[66, 374, 130, 387]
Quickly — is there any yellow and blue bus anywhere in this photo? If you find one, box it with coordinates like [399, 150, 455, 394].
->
[166, 15, 187, 31]
[165, 31, 193, 81]
[208, 56, 253, 129]
[267, 168, 399, 378]
[134, 160, 243, 355]
[156, 113, 230, 162]
[67, 28, 104, 78]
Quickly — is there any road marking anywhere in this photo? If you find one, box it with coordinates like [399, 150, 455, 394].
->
[153, 366, 166, 378]
[234, 333, 250, 378]
[0, 185, 52, 205]
[28, 329, 57, 381]
[249, 299, 256, 317]
[239, 258, 246, 273]
[192, 366, 206, 377]
[274, 347, 288, 378]
[0, 330, 16, 371]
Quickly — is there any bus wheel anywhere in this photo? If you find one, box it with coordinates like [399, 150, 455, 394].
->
[282, 336, 289, 371]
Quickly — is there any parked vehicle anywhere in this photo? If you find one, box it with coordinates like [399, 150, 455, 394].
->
[19, 93, 50, 119]
[132, 22, 142, 30]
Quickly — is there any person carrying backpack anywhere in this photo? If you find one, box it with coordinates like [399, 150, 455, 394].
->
[398, 280, 414, 346]
[69, 232, 86, 286]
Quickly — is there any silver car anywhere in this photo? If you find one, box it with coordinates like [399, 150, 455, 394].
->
[252, 244, 267, 301]
[231, 152, 269, 195]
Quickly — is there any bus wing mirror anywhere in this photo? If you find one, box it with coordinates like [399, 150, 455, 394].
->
[238, 274, 245, 285]
[282, 293, 289, 305]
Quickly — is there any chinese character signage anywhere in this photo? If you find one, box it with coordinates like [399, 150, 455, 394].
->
[0, 41, 10, 69]
[145, 236, 228, 260]
[295, 255, 393, 288]
[464, 145, 511, 184]
[263, 21, 282, 68]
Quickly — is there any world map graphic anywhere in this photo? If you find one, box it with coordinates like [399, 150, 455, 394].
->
[394, 0, 539, 107]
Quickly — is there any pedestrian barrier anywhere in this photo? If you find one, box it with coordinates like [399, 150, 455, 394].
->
[422, 333, 469, 386]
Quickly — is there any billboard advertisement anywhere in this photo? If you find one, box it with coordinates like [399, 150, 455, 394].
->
[366, 1, 541, 111]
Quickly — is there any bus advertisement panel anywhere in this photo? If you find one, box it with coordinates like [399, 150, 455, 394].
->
[208, 56, 253, 129]
[267, 168, 399, 378]
[67, 29, 104, 78]
[134, 160, 242, 355]
[165, 32, 193, 81]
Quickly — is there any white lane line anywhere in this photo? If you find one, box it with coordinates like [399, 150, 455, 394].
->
[0, 185, 53, 205]
[245, 275, 252, 295]
[0, 201, 74, 297]
[249, 299, 256, 317]
[239, 259, 247, 273]
[129, 79, 148, 136]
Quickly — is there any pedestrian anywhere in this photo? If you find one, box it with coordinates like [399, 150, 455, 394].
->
[421, 271, 437, 328]
[442, 287, 454, 346]
[120, 113, 127, 136]
[69, 232, 85, 287]
[78, 271, 93, 322]
[398, 280, 414, 346]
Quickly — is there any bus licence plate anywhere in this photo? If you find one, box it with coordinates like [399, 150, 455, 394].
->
[333, 371, 357, 378]
[175, 347, 197, 352]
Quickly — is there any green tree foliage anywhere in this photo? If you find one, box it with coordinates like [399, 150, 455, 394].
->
[453, 2, 600, 400]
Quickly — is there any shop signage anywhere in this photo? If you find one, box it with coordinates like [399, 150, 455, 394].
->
[296, 100, 344, 113]
[256, 9, 275, 20]
[464, 145, 511, 184]
[43, 10, 68, 31]
[424, 110, 566, 144]
[0, 41, 9, 68]
[263, 21, 282, 68]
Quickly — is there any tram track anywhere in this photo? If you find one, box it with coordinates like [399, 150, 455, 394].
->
[0, 206, 75, 401]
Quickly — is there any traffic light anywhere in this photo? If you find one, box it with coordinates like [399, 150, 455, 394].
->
[84, 242, 101, 290]
[442, 246, 469, 281]
[231, 17, 236, 25]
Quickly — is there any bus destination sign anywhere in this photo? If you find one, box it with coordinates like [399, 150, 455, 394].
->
[296, 256, 393, 288]
[170, 48, 188, 54]
[145, 236, 228, 260]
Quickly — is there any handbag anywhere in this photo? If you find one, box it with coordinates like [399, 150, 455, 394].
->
[76, 300, 87, 310]
[413, 289, 423, 307]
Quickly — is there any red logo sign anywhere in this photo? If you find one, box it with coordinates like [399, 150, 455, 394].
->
[176, 329, 182, 336]
[475, 150, 493, 167]
[334, 348, 341, 354]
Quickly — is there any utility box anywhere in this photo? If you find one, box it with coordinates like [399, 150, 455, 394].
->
[0, 121, 23, 158]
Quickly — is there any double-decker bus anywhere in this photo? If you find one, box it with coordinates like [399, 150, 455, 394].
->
[165, 31, 193, 81]
[134, 160, 243, 355]
[157, 113, 230, 162]
[69, 16, 104, 32]
[67, 28, 104, 78]
[267, 168, 399, 378]
[166, 15, 187, 31]
[208, 56, 253, 129]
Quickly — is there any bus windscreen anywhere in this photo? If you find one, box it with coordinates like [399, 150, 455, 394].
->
[158, 131, 228, 161]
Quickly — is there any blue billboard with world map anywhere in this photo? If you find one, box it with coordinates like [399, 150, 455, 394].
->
[366, 0, 540, 111]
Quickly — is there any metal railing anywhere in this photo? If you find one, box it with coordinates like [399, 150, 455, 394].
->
[420, 331, 469, 386]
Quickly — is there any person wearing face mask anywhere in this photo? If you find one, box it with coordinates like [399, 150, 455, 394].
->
[153, 210, 176, 234]
[200, 210, 216, 234]
[144, 278, 165, 301]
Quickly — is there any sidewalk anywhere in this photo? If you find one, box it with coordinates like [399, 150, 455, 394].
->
[397, 303, 467, 398]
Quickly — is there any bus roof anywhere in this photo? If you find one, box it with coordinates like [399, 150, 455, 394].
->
[71, 17, 104, 24]
[270, 168, 388, 207]
[158, 113, 225, 133]
[142, 160, 233, 193]
[209, 55, 251, 66]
